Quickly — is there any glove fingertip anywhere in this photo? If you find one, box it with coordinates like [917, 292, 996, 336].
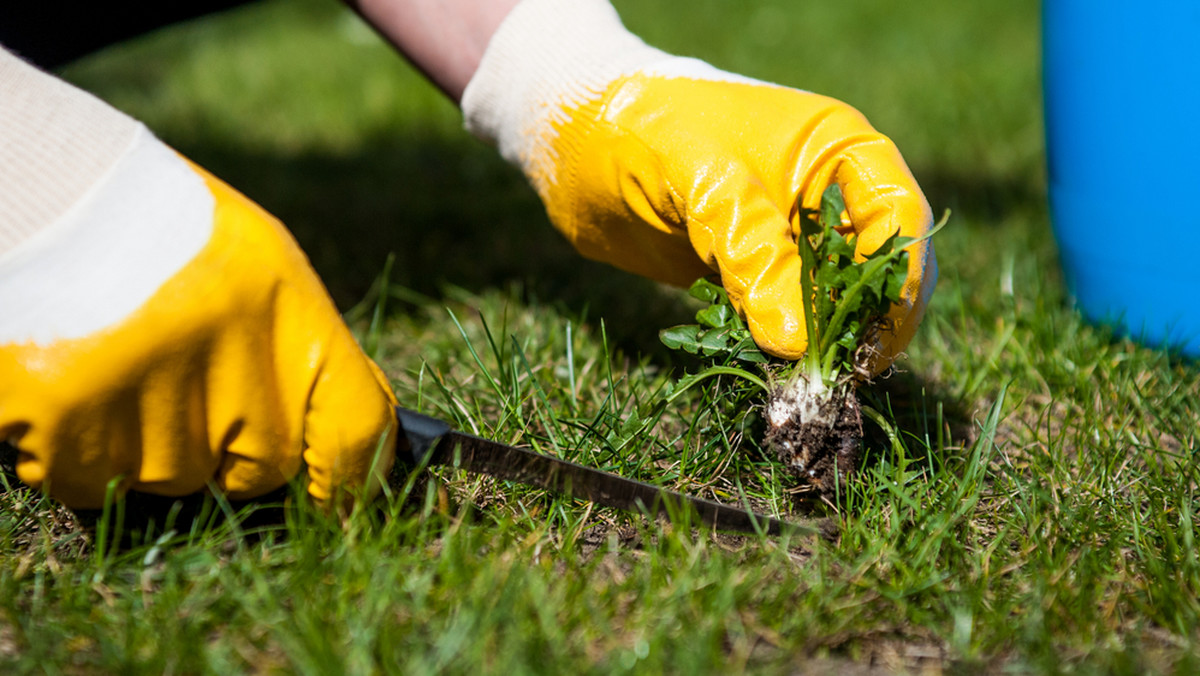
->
[302, 342, 398, 509]
[738, 281, 809, 361]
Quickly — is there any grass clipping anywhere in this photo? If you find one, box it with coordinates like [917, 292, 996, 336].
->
[661, 185, 942, 498]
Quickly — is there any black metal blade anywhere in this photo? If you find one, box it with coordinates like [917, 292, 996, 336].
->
[395, 406, 828, 537]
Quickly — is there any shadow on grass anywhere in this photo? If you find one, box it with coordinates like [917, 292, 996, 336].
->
[914, 164, 1047, 227]
[863, 368, 978, 454]
[847, 367, 981, 518]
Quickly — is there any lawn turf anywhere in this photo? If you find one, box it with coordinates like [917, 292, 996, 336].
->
[3, 0, 1199, 673]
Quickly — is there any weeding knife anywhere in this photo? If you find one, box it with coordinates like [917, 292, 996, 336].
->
[395, 407, 833, 538]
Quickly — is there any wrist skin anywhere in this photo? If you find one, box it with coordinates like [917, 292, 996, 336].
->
[343, 0, 521, 102]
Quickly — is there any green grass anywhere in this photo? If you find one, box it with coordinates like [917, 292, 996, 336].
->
[3, 0, 1199, 672]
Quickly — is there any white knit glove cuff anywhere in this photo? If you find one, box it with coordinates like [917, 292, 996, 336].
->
[461, 0, 669, 182]
[0, 49, 214, 346]
[0, 48, 141, 255]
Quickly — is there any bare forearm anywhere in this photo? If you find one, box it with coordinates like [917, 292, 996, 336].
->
[345, 0, 520, 103]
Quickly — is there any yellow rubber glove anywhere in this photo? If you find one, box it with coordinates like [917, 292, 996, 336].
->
[463, 0, 937, 365]
[0, 128, 397, 510]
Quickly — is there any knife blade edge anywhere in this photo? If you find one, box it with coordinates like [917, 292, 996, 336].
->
[397, 406, 831, 538]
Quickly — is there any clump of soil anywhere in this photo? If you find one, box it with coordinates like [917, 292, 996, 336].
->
[763, 378, 863, 499]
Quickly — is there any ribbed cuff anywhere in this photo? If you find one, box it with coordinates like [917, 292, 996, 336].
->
[0, 47, 140, 257]
[460, 0, 668, 173]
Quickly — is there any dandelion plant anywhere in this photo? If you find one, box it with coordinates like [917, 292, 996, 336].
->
[661, 185, 943, 496]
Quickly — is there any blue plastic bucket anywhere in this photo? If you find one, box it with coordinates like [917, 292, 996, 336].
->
[1043, 1, 1200, 356]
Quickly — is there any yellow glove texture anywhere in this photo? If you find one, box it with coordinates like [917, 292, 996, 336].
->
[463, 0, 937, 365]
[0, 135, 396, 510]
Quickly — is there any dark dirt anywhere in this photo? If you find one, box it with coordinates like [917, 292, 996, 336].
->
[764, 387, 863, 499]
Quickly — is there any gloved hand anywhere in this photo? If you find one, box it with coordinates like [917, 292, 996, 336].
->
[0, 128, 397, 510]
[462, 0, 937, 365]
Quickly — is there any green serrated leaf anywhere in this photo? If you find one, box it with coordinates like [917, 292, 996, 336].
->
[884, 252, 909, 303]
[820, 184, 846, 231]
[817, 241, 908, 358]
[827, 233, 857, 261]
[698, 326, 734, 355]
[688, 278, 726, 304]
[816, 259, 856, 294]
[696, 303, 733, 329]
[798, 209, 823, 243]
[736, 348, 769, 364]
[864, 263, 890, 303]
[837, 329, 858, 353]
[659, 325, 702, 353]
